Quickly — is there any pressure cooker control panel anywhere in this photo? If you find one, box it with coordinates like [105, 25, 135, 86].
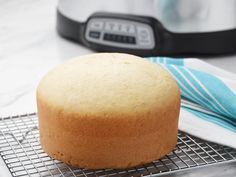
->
[85, 18, 155, 49]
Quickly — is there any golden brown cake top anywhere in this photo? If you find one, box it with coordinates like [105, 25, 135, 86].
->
[37, 53, 179, 119]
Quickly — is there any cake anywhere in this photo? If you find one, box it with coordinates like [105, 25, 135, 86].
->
[37, 53, 180, 169]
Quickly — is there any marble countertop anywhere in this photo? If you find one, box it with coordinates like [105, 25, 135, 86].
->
[0, 0, 236, 176]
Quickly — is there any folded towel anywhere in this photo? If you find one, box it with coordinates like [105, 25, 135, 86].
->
[147, 57, 236, 149]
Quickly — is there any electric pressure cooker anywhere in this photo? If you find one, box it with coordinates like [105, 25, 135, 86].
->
[57, 0, 236, 56]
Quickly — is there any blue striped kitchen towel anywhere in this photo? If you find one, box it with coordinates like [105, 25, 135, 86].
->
[147, 57, 236, 148]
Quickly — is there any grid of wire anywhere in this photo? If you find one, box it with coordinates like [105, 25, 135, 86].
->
[0, 113, 236, 177]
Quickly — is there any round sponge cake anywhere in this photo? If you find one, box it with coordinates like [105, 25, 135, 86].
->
[37, 53, 180, 169]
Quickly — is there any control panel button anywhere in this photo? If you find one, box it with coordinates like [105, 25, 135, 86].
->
[137, 26, 152, 45]
[89, 21, 104, 30]
[89, 31, 101, 39]
[127, 36, 136, 44]
[120, 24, 135, 34]
[105, 22, 117, 31]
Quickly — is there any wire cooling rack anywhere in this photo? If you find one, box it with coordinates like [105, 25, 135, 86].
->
[0, 113, 236, 177]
